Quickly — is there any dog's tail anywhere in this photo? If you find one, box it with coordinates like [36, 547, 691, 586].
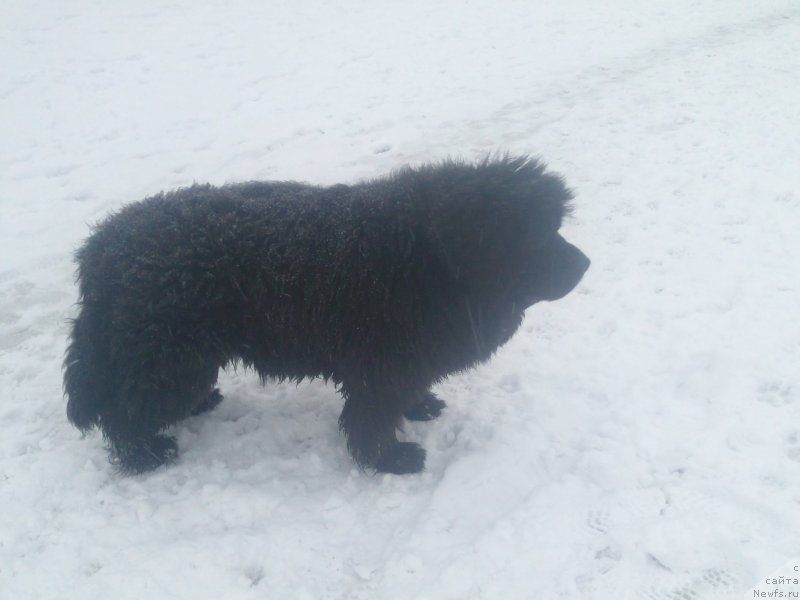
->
[64, 303, 106, 431]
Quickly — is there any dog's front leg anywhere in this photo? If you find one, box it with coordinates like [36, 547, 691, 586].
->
[403, 390, 447, 421]
[338, 380, 426, 474]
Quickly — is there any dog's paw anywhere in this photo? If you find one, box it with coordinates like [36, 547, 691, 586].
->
[404, 392, 446, 421]
[112, 434, 178, 475]
[191, 388, 224, 416]
[375, 442, 426, 474]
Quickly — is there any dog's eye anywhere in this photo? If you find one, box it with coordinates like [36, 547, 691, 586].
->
[533, 231, 555, 249]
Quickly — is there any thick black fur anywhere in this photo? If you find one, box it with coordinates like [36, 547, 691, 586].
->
[64, 155, 589, 475]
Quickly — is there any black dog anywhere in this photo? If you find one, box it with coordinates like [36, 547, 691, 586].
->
[64, 155, 589, 475]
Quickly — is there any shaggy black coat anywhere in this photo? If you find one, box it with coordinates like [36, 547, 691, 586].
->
[64, 156, 589, 474]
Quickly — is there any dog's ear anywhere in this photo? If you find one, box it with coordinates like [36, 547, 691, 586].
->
[496, 155, 572, 236]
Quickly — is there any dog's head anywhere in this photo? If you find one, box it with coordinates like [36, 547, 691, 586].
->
[419, 155, 589, 308]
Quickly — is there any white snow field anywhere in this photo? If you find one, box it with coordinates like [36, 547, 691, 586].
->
[2, 1, 799, 598]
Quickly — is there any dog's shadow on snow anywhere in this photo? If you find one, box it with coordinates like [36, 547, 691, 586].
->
[166, 367, 366, 478]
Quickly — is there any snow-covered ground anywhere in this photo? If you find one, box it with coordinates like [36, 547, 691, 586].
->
[2, 1, 799, 598]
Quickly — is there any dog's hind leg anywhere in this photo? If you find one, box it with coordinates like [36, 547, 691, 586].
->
[404, 390, 446, 422]
[96, 388, 179, 474]
[338, 381, 426, 474]
[99, 354, 221, 474]
[102, 415, 179, 475]
[64, 305, 108, 432]
[190, 387, 224, 416]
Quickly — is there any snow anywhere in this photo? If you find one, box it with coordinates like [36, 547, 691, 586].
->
[2, 1, 799, 598]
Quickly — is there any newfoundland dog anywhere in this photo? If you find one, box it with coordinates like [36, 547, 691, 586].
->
[64, 155, 589, 474]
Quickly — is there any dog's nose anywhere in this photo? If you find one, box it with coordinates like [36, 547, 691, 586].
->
[577, 251, 591, 274]
[540, 239, 589, 301]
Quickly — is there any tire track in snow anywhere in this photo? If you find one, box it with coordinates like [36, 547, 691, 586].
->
[468, 7, 800, 146]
